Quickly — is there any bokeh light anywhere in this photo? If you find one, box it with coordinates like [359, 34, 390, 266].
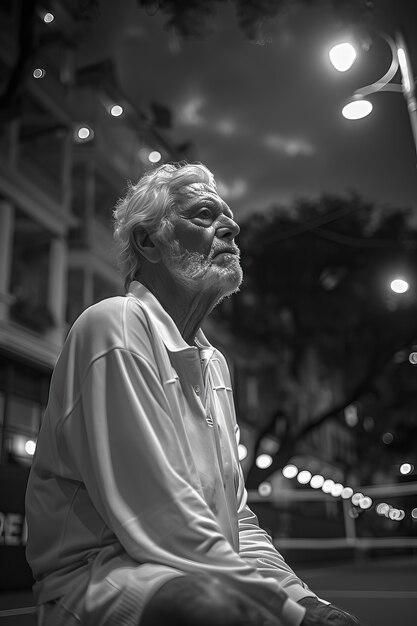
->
[74, 125, 95, 143]
[331, 483, 344, 497]
[344, 404, 358, 427]
[255, 453, 273, 469]
[238, 443, 247, 461]
[329, 42, 357, 72]
[77, 127, 92, 140]
[351, 492, 363, 506]
[390, 278, 409, 293]
[388, 508, 405, 521]
[258, 482, 272, 497]
[359, 496, 373, 509]
[33, 68, 46, 79]
[310, 474, 325, 489]
[322, 479, 335, 494]
[400, 463, 413, 475]
[341, 487, 354, 499]
[25, 439, 36, 456]
[382, 432, 394, 445]
[297, 470, 312, 485]
[376, 503, 390, 516]
[282, 464, 298, 479]
[110, 104, 124, 117]
[148, 150, 162, 163]
[409, 352, 417, 365]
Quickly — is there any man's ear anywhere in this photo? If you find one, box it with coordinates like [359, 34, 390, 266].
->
[131, 228, 162, 264]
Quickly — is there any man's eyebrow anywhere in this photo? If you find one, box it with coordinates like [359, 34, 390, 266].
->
[181, 190, 234, 219]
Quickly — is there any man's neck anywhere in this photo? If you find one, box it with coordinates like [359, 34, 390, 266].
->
[137, 267, 222, 345]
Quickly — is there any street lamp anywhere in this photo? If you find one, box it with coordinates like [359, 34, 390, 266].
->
[328, 43, 356, 72]
[390, 278, 409, 293]
[329, 30, 417, 161]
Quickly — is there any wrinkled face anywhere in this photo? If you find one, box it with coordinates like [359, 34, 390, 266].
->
[159, 182, 243, 297]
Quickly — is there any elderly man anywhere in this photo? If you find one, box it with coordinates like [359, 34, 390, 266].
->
[26, 162, 361, 626]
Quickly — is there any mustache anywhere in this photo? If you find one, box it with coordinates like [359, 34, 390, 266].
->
[209, 243, 240, 261]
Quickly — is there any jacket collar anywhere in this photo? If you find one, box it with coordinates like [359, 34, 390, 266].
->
[127, 281, 214, 354]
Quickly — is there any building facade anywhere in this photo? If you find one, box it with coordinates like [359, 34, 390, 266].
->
[0, 1, 181, 468]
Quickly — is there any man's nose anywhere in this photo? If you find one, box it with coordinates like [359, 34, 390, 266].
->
[216, 217, 240, 240]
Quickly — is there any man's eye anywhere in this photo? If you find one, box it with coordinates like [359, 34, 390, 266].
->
[196, 208, 213, 220]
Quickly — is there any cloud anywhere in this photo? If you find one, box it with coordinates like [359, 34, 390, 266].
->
[177, 97, 238, 138]
[263, 133, 315, 157]
[216, 178, 248, 200]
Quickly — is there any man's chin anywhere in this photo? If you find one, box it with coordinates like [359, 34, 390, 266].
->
[211, 264, 243, 296]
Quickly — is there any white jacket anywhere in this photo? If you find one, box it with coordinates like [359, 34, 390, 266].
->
[26, 282, 313, 625]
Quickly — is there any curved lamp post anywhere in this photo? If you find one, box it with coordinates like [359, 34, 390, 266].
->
[329, 31, 417, 161]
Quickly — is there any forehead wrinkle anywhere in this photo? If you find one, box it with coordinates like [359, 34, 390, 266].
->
[176, 184, 234, 219]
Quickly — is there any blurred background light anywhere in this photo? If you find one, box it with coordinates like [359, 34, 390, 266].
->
[363, 416, 375, 431]
[43, 12, 55, 23]
[329, 42, 357, 72]
[33, 68, 46, 79]
[110, 104, 124, 117]
[376, 503, 390, 516]
[342, 99, 372, 120]
[390, 278, 409, 293]
[258, 481, 272, 497]
[282, 464, 298, 479]
[25, 439, 36, 456]
[399, 463, 413, 475]
[148, 150, 162, 163]
[74, 125, 94, 142]
[322, 479, 335, 493]
[310, 474, 325, 489]
[382, 432, 394, 445]
[341, 487, 354, 499]
[344, 404, 358, 427]
[351, 492, 363, 506]
[359, 496, 373, 509]
[331, 483, 344, 497]
[255, 453, 273, 469]
[389, 508, 405, 521]
[409, 352, 417, 365]
[238, 443, 247, 461]
[297, 470, 312, 485]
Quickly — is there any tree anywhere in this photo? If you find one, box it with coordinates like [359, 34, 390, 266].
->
[0, 0, 102, 124]
[1, 0, 374, 122]
[138, 0, 375, 42]
[211, 195, 417, 487]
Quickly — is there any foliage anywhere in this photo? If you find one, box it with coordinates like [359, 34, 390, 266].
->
[213, 195, 417, 486]
[138, 0, 375, 42]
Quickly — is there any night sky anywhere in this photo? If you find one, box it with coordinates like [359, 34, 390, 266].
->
[78, 0, 417, 220]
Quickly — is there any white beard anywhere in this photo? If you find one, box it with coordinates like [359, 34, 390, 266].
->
[161, 240, 243, 300]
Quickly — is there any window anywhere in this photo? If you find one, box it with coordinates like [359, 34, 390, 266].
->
[0, 357, 50, 466]
[10, 209, 54, 332]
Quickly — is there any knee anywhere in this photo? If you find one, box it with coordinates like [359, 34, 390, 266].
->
[139, 574, 269, 626]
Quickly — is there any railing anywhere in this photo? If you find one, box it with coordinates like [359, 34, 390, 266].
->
[248, 482, 417, 557]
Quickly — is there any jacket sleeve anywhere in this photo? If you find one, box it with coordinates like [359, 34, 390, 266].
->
[236, 473, 317, 603]
[62, 346, 305, 626]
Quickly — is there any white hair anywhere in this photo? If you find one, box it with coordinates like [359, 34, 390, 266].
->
[113, 161, 216, 291]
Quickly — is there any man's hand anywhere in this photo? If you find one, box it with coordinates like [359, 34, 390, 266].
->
[298, 596, 363, 626]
